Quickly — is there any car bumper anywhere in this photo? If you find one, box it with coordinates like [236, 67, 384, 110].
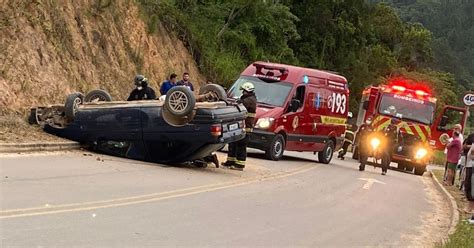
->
[247, 129, 275, 150]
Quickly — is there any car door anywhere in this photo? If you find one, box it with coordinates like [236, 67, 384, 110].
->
[431, 105, 469, 150]
[284, 84, 312, 151]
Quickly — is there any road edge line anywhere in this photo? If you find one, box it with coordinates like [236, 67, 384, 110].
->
[0, 142, 80, 153]
[428, 168, 459, 238]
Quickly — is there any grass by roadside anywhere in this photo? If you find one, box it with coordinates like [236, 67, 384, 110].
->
[0, 113, 67, 143]
[432, 170, 474, 248]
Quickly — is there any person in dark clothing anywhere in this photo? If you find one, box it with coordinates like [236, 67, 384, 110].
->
[127, 74, 156, 101]
[357, 117, 374, 171]
[177, 72, 194, 91]
[160, 73, 177, 95]
[222, 82, 257, 171]
[380, 118, 400, 175]
[337, 124, 356, 160]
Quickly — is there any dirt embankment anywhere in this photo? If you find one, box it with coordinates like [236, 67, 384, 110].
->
[0, 0, 203, 115]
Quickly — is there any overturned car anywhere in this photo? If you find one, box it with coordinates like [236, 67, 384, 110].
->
[30, 85, 247, 166]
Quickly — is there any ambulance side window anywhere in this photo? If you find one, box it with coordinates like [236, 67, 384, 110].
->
[288, 85, 305, 113]
[439, 108, 464, 130]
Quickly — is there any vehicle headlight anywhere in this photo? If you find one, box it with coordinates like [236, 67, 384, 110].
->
[415, 148, 428, 160]
[256, 118, 274, 129]
[370, 137, 381, 150]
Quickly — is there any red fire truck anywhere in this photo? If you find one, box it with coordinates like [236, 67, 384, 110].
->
[354, 79, 469, 175]
[228, 62, 350, 163]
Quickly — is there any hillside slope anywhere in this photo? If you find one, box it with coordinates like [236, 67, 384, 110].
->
[0, 0, 203, 114]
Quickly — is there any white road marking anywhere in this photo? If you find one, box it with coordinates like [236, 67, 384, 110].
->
[358, 178, 386, 190]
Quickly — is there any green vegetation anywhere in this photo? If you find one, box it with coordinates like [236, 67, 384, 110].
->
[137, 0, 469, 118]
[432, 170, 474, 248]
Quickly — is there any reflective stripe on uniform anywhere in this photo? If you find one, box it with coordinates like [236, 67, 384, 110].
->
[245, 128, 253, 132]
[227, 157, 236, 162]
[235, 160, 246, 166]
[247, 112, 256, 118]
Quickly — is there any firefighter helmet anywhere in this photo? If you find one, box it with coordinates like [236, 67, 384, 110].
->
[240, 82, 255, 92]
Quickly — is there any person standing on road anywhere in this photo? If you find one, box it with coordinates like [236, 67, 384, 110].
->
[357, 117, 374, 171]
[127, 74, 157, 101]
[160, 73, 177, 95]
[444, 131, 462, 186]
[381, 118, 400, 175]
[462, 132, 474, 218]
[222, 82, 257, 171]
[337, 124, 356, 160]
[177, 72, 194, 91]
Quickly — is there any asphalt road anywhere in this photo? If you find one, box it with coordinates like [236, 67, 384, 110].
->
[0, 149, 451, 247]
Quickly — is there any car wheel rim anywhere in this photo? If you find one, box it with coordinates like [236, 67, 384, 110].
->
[91, 95, 106, 102]
[274, 140, 282, 156]
[169, 91, 189, 113]
[326, 146, 333, 160]
[73, 98, 82, 115]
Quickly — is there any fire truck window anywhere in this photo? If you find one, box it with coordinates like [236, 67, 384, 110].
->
[441, 108, 464, 130]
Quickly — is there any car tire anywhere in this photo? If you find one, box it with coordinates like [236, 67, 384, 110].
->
[164, 86, 196, 117]
[198, 84, 227, 101]
[65, 92, 84, 122]
[405, 163, 414, 172]
[318, 140, 334, 164]
[84, 89, 113, 102]
[414, 165, 425, 176]
[265, 134, 285, 161]
[397, 162, 406, 170]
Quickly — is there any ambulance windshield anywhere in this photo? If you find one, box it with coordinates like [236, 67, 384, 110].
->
[229, 76, 292, 107]
[378, 93, 435, 125]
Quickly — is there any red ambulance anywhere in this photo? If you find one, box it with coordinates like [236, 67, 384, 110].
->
[228, 62, 350, 163]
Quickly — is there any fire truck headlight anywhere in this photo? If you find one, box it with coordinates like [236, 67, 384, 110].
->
[256, 118, 274, 129]
[415, 148, 428, 160]
[370, 137, 381, 150]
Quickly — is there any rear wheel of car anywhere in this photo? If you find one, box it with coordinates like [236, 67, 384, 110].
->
[414, 165, 426, 176]
[265, 134, 285, 161]
[164, 86, 196, 117]
[318, 140, 334, 164]
[84, 89, 112, 102]
[65, 92, 84, 122]
[198, 84, 227, 101]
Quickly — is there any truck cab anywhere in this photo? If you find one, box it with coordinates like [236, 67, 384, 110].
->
[228, 62, 350, 164]
[355, 82, 469, 175]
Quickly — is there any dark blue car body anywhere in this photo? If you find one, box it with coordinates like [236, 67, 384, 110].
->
[44, 101, 247, 164]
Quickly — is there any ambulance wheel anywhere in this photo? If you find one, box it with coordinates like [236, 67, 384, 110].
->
[318, 140, 334, 164]
[414, 165, 426, 176]
[265, 134, 285, 161]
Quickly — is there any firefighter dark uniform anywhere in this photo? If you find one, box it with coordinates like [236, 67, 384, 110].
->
[223, 82, 257, 171]
[357, 119, 374, 171]
[381, 119, 399, 175]
[337, 125, 356, 160]
[127, 74, 157, 101]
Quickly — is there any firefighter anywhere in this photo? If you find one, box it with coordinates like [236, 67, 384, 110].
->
[337, 124, 356, 160]
[222, 82, 257, 171]
[357, 117, 374, 171]
[127, 74, 157, 101]
[381, 118, 400, 175]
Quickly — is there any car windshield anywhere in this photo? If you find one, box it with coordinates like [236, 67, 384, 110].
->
[378, 93, 435, 125]
[228, 76, 292, 107]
